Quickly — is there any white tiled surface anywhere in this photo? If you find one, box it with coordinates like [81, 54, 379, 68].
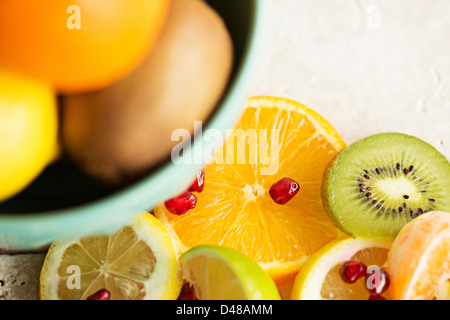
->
[249, 0, 450, 158]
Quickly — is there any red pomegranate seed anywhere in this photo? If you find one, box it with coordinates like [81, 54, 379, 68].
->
[368, 294, 387, 300]
[339, 261, 367, 284]
[269, 178, 300, 205]
[178, 283, 198, 300]
[365, 267, 390, 295]
[164, 191, 198, 215]
[86, 289, 110, 300]
[189, 170, 205, 193]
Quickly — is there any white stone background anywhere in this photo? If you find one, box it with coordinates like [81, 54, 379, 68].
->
[249, 0, 450, 158]
[1, 0, 449, 299]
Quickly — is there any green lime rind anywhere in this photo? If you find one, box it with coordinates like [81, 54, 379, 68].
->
[180, 245, 281, 300]
[322, 132, 450, 239]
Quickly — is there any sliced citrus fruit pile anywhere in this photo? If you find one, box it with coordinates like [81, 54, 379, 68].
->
[291, 237, 393, 300]
[180, 245, 281, 300]
[155, 96, 347, 286]
[40, 213, 181, 300]
[388, 211, 450, 300]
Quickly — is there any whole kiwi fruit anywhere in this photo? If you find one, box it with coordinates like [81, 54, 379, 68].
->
[62, 0, 233, 185]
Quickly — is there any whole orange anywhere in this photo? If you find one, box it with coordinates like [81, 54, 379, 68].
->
[0, 0, 170, 93]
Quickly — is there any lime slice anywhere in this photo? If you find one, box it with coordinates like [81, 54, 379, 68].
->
[180, 245, 281, 300]
[40, 213, 182, 300]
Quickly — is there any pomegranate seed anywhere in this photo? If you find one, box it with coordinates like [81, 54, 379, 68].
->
[164, 191, 197, 215]
[86, 289, 110, 300]
[189, 170, 205, 193]
[339, 261, 367, 284]
[365, 267, 390, 295]
[368, 294, 387, 300]
[178, 283, 197, 300]
[269, 178, 300, 205]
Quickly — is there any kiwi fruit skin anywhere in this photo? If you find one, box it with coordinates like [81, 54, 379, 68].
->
[321, 152, 343, 233]
[62, 0, 233, 185]
[321, 133, 450, 239]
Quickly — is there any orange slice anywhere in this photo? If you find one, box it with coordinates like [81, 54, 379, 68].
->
[388, 211, 450, 300]
[155, 96, 347, 286]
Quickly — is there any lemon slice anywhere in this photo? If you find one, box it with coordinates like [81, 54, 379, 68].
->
[291, 237, 393, 300]
[180, 245, 281, 300]
[40, 213, 181, 300]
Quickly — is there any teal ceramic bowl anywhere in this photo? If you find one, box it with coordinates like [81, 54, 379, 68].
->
[0, 0, 265, 249]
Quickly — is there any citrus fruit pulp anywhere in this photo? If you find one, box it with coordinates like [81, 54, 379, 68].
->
[155, 96, 347, 285]
[388, 211, 450, 300]
[40, 213, 181, 300]
[180, 245, 281, 300]
[0, 0, 170, 93]
[0, 71, 58, 202]
[291, 237, 393, 300]
[435, 280, 450, 300]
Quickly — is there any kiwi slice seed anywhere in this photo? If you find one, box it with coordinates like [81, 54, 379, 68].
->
[322, 133, 450, 238]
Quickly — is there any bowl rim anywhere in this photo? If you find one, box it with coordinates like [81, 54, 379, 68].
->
[0, 0, 266, 248]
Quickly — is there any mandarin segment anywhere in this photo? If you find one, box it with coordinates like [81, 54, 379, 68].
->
[388, 211, 450, 300]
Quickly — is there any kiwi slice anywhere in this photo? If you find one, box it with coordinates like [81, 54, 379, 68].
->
[322, 133, 450, 238]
